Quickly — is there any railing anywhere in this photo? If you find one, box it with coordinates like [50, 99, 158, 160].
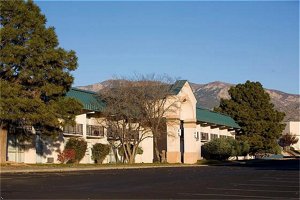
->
[63, 124, 83, 136]
[86, 125, 104, 137]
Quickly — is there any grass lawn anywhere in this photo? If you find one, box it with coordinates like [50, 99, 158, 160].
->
[0, 162, 191, 170]
[0, 159, 242, 171]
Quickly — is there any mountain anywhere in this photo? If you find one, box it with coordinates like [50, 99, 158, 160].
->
[190, 81, 300, 121]
[77, 80, 300, 121]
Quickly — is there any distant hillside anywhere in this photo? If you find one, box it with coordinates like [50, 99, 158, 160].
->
[77, 80, 300, 121]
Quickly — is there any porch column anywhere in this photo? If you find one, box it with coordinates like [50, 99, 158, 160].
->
[166, 119, 181, 163]
[183, 121, 198, 164]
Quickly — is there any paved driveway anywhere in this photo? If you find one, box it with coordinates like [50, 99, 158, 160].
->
[1, 160, 299, 199]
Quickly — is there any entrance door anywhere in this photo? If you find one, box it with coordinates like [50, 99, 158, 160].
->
[180, 120, 184, 163]
[7, 134, 25, 163]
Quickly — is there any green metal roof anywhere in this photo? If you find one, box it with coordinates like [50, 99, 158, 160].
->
[66, 88, 105, 112]
[66, 84, 240, 129]
[169, 80, 188, 95]
[196, 107, 240, 129]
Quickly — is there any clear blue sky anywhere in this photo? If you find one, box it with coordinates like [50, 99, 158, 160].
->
[36, 1, 299, 94]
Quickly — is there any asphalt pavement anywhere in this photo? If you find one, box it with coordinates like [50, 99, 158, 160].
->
[1, 159, 299, 199]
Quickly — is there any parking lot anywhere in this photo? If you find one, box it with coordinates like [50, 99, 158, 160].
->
[1, 160, 299, 199]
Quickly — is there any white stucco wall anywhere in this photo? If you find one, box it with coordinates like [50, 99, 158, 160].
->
[135, 133, 153, 163]
[167, 121, 180, 152]
[11, 81, 239, 164]
[283, 121, 300, 150]
[166, 82, 199, 163]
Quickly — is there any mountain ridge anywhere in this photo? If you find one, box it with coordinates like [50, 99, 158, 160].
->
[77, 80, 300, 121]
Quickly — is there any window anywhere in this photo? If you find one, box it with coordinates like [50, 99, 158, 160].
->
[194, 132, 200, 140]
[63, 124, 83, 135]
[201, 132, 209, 141]
[86, 125, 104, 137]
[220, 135, 227, 138]
[210, 133, 218, 140]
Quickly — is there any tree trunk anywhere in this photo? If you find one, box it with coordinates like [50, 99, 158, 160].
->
[153, 136, 161, 162]
[109, 141, 120, 163]
[123, 144, 129, 163]
[129, 144, 139, 164]
[129, 154, 135, 164]
[0, 126, 8, 163]
[112, 147, 120, 163]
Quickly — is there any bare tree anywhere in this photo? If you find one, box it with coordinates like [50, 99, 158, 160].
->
[278, 133, 299, 150]
[98, 74, 179, 163]
[134, 74, 180, 162]
[98, 80, 152, 164]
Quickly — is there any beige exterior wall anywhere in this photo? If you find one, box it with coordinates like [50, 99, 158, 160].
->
[183, 122, 198, 163]
[17, 114, 153, 164]
[23, 141, 36, 164]
[135, 132, 153, 163]
[283, 121, 300, 150]
[10, 81, 238, 164]
[165, 82, 199, 164]
[166, 152, 181, 163]
[196, 123, 236, 160]
[166, 119, 180, 152]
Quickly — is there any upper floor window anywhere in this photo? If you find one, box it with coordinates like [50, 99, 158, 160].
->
[63, 124, 83, 135]
[86, 125, 104, 137]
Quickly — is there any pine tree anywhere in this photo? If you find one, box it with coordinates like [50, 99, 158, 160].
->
[215, 81, 285, 155]
[0, 0, 82, 162]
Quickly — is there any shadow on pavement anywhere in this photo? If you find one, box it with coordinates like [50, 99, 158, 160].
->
[214, 159, 300, 171]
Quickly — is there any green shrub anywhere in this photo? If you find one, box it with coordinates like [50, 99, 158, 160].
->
[65, 138, 87, 163]
[118, 145, 143, 156]
[202, 138, 233, 160]
[202, 138, 251, 161]
[91, 143, 110, 164]
[136, 146, 143, 155]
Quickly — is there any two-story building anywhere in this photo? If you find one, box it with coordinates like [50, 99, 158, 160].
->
[6, 80, 240, 164]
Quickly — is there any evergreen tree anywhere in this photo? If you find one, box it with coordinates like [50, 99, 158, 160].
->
[0, 0, 82, 162]
[215, 81, 285, 155]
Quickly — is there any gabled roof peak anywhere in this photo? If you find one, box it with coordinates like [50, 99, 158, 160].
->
[170, 80, 188, 95]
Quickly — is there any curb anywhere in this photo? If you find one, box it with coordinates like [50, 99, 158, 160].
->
[0, 164, 208, 174]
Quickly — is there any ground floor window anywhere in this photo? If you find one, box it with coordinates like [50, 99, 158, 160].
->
[210, 133, 218, 140]
[201, 132, 209, 141]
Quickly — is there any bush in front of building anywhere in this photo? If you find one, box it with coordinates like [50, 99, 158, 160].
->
[117, 146, 143, 163]
[202, 138, 233, 160]
[136, 146, 143, 155]
[118, 146, 143, 156]
[65, 138, 87, 163]
[57, 149, 76, 164]
[91, 143, 110, 164]
[202, 137, 250, 161]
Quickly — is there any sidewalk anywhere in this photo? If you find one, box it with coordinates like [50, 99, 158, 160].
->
[0, 163, 206, 173]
